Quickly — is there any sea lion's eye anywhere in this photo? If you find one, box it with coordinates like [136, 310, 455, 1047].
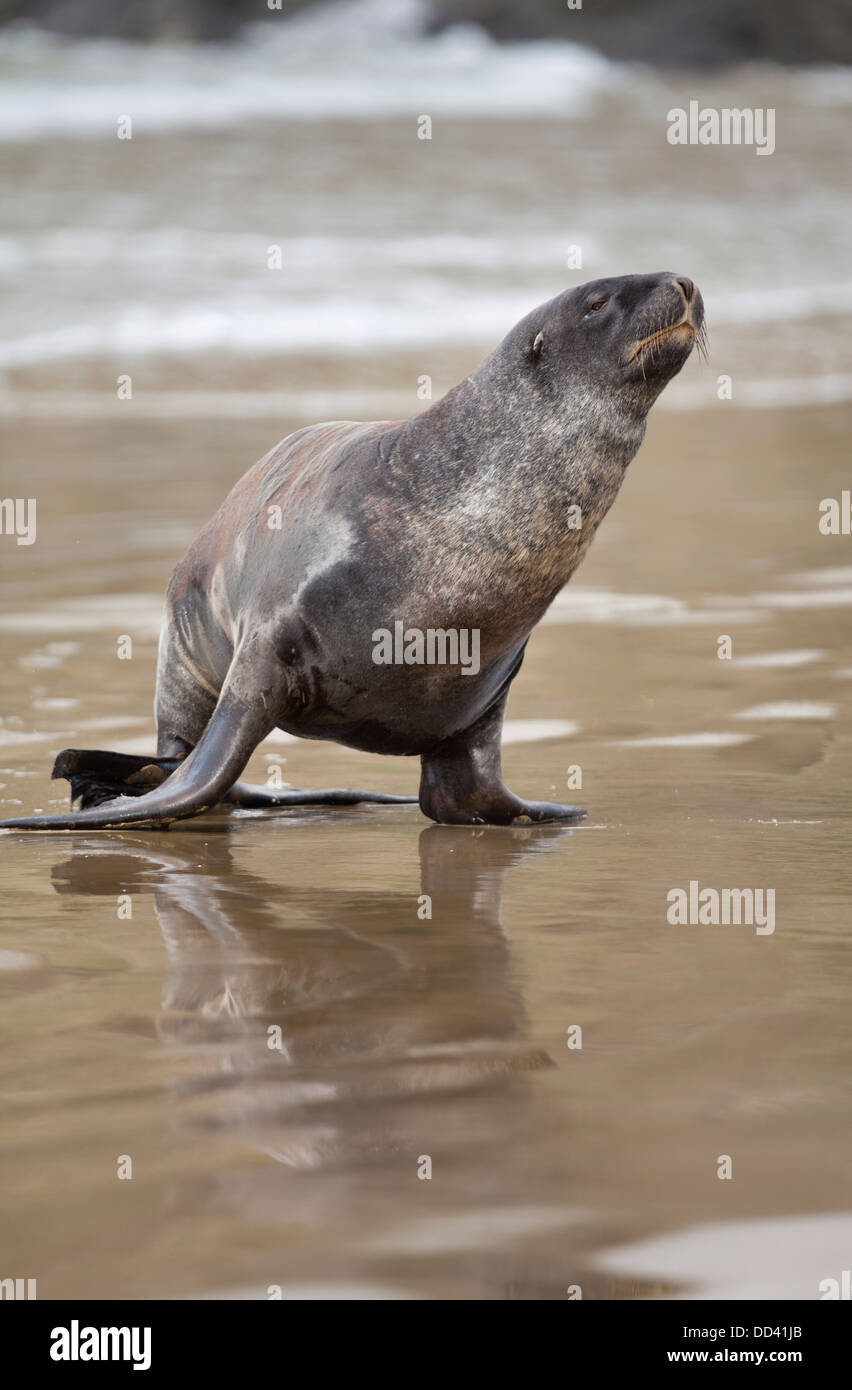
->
[532, 331, 544, 356]
[583, 296, 609, 319]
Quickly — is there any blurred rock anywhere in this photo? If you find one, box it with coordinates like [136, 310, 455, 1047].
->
[429, 0, 852, 68]
[0, 0, 851, 66]
[0, 0, 307, 43]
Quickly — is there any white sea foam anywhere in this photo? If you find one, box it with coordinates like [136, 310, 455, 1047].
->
[0, 595, 164, 636]
[0, 716, 144, 750]
[0, 288, 552, 368]
[615, 733, 753, 749]
[790, 567, 852, 586]
[0, 949, 46, 971]
[733, 701, 837, 720]
[730, 649, 823, 669]
[501, 720, 579, 744]
[596, 1213, 852, 1301]
[751, 588, 852, 609]
[0, 12, 612, 142]
[541, 588, 767, 626]
[0, 228, 604, 275]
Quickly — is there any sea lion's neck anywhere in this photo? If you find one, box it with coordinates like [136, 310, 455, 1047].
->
[393, 366, 647, 611]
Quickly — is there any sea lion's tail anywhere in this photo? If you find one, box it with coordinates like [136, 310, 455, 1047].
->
[0, 687, 266, 831]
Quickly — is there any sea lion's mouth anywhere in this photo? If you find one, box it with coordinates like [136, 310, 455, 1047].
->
[628, 317, 694, 363]
[627, 309, 708, 367]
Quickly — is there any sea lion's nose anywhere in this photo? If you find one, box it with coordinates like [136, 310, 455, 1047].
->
[675, 276, 695, 303]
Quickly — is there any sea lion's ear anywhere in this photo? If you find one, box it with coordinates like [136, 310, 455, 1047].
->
[532, 331, 544, 357]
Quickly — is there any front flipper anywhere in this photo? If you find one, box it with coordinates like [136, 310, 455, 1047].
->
[419, 696, 586, 827]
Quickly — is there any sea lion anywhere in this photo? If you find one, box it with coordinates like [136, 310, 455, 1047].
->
[0, 271, 704, 832]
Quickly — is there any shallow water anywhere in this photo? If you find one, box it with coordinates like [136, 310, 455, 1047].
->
[1, 13, 851, 1299]
[2, 401, 851, 1299]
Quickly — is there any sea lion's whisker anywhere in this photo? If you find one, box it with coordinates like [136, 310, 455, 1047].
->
[695, 320, 710, 363]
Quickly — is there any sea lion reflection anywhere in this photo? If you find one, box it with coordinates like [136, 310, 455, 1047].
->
[51, 824, 576, 1164]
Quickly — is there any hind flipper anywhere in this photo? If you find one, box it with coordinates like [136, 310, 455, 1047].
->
[0, 684, 271, 832]
[224, 781, 417, 809]
[52, 749, 184, 809]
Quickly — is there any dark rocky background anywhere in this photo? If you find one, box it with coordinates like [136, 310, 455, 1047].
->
[1, 0, 851, 67]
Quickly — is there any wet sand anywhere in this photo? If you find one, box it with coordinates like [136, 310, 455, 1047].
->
[1, 401, 851, 1298]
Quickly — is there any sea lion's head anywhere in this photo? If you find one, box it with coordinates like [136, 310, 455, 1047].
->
[517, 271, 705, 414]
